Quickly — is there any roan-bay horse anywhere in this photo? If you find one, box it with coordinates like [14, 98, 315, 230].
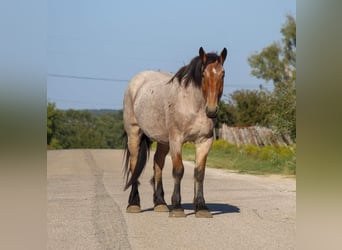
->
[123, 47, 227, 218]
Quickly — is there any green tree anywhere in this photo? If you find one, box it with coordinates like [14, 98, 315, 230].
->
[248, 15, 296, 139]
[229, 89, 272, 126]
[216, 100, 235, 127]
[95, 111, 125, 149]
[47, 102, 62, 148]
[48, 108, 125, 149]
[47, 102, 56, 145]
[54, 109, 106, 149]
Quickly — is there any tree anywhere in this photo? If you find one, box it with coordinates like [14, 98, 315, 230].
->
[95, 111, 125, 149]
[47, 102, 56, 145]
[216, 100, 235, 127]
[217, 90, 272, 127]
[248, 15, 296, 140]
[229, 89, 272, 126]
[47, 102, 62, 148]
[54, 109, 107, 149]
[47, 105, 125, 149]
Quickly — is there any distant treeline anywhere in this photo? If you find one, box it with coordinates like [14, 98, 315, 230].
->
[47, 103, 125, 149]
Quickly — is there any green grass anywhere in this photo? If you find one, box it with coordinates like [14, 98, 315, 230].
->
[153, 140, 296, 175]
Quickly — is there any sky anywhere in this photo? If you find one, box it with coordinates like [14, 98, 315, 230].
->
[48, 0, 296, 110]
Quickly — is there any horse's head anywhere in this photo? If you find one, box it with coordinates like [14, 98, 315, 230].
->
[199, 47, 227, 118]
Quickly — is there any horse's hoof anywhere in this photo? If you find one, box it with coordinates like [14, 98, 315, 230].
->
[195, 210, 213, 218]
[126, 205, 141, 213]
[169, 208, 186, 217]
[154, 204, 169, 212]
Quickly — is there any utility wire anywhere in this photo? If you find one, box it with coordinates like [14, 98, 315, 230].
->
[48, 73, 129, 82]
[48, 73, 272, 89]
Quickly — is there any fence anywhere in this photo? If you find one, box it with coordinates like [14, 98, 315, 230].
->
[218, 124, 293, 147]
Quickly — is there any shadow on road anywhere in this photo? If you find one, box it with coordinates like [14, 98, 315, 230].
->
[182, 203, 240, 216]
[142, 203, 240, 216]
[208, 203, 240, 216]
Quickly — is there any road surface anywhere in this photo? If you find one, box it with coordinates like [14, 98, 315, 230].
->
[48, 149, 295, 250]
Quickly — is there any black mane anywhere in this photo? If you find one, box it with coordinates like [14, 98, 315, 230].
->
[169, 53, 220, 87]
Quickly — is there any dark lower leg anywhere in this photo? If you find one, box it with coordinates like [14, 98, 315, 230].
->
[128, 182, 140, 207]
[151, 176, 166, 206]
[193, 167, 208, 211]
[152, 143, 169, 207]
[171, 166, 184, 209]
[194, 139, 212, 212]
[169, 144, 185, 217]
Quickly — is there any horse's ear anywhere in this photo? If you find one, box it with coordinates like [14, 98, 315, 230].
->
[199, 47, 207, 64]
[219, 48, 227, 64]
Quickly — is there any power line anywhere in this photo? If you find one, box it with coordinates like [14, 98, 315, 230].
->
[47, 98, 123, 108]
[48, 73, 273, 90]
[48, 73, 129, 82]
[224, 84, 273, 89]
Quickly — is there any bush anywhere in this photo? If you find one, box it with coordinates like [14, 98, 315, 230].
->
[48, 138, 62, 149]
[259, 146, 274, 160]
[211, 139, 238, 153]
[182, 142, 195, 150]
[244, 144, 260, 157]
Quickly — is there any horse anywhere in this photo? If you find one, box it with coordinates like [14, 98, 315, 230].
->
[123, 47, 227, 218]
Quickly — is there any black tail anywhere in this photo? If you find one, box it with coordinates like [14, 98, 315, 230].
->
[123, 133, 151, 191]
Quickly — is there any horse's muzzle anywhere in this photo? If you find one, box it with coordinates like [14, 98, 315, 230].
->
[205, 106, 218, 118]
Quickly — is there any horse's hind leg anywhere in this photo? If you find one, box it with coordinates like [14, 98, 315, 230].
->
[151, 143, 169, 212]
[126, 126, 142, 213]
[193, 138, 213, 218]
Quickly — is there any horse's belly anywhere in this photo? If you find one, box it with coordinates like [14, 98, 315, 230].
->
[132, 74, 171, 143]
[136, 115, 169, 143]
[144, 130, 169, 144]
[134, 98, 169, 143]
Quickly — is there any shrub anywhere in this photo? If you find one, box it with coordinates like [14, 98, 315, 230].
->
[48, 138, 63, 149]
[244, 145, 260, 157]
[183, 142, 195, 150]
[259, 146, 274, 160]
[211, 139, 235, 151]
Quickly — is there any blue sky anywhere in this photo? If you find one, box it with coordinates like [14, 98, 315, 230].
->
[48, 0, 296, 110]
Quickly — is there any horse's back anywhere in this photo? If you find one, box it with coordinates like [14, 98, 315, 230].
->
[126, 71, 172, 97]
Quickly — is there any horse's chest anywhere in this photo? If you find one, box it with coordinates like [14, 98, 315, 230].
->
[184, 117, 214, 142]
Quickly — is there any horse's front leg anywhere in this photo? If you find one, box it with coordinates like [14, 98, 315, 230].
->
[194, 137, 213, 218]
[169, 141, 186, 217]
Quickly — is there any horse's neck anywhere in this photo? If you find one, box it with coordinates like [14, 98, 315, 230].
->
[175, 83, 206, 112]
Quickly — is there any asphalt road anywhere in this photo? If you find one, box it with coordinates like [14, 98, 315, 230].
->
[47, 149, 296, 250]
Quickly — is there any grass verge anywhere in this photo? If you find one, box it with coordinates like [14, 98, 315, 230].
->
[153, 139, 296, 175]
